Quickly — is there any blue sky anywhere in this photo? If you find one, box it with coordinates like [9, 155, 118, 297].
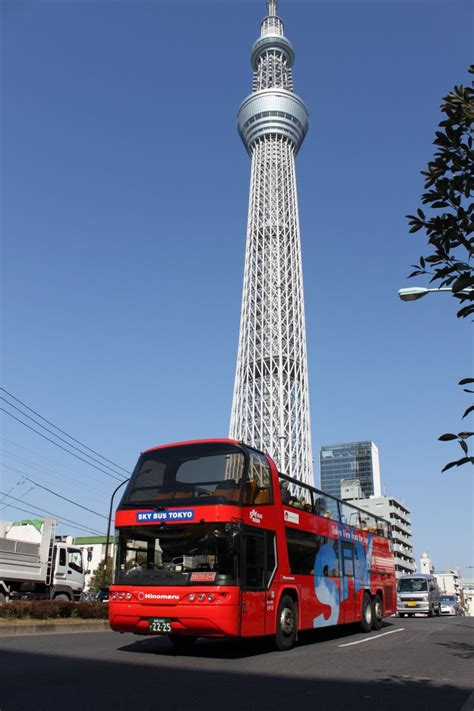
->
[2, 0, 472, 573]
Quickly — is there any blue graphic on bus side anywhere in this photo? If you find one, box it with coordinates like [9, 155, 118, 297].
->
[313, 533, 373, 628]
[136, 509, 195, 523]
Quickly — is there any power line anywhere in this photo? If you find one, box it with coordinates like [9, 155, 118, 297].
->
[0, 478, 25, 509]
[1, 409, 125, 482]
[2, 469, 108, 520]
[1, 453, 111, 504]
[1, 396, 128, 479]
[0, 491, 105, 536]
[0, 388, 130, 475]
[1, 435, 116, 488]
[0, 439, 115, 500]
[0, 484, 36, 513]
[3, 503, 104, 537]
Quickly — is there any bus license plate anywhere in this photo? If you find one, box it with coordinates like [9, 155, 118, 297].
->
[407, 602, 417, 607]
[148, 618, 172, 633]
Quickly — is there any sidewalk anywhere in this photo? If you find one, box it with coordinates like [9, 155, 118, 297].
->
[0, 618, 111, 636]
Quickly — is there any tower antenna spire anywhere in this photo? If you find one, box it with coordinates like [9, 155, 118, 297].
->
[231, 3, 313, 484]
[267, 0, 277, 16]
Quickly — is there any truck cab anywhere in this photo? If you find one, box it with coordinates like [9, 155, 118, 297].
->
[49, 542, 84, 601]
[0, 519, 85, 602]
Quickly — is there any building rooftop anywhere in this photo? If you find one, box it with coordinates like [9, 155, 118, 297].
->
[74, 536, 116, 545]
[11, 519, 43, 533]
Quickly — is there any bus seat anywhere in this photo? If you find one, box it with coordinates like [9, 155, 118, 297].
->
[243, 479, 258, 504]
[254, 488, 271, 504]
[213, 480, 237, 501]
[174, 490, 194, 499]
[154, 489, 175, 500]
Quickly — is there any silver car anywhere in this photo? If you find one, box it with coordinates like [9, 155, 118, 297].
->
[439, 594, 462, 616]
[397, 574, 441, 617]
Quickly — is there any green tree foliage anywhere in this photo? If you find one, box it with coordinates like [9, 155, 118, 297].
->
[89, 557, 114, 590]
[406, 66, 473, 471]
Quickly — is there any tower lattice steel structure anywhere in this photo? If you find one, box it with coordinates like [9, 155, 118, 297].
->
[230, 0, 313, 484]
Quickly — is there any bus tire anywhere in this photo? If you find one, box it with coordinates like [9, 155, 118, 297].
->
[54, 593, 70, 601]
[275, 594, 297, 651]
[360, 593, 373, 632]
[168, 635, 197, 653]
[372, 594, 383, 630]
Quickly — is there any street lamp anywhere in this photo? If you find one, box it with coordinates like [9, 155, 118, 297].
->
[102, 478, 129, 587]
[398, 286, 473, 302]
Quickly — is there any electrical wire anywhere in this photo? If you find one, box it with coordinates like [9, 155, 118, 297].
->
[1, 397, 128, 479]
[2, 471, 108, 520]
[0, 491, 105, 536]
[0, 440, 116, 501]
[1, 409, 125, 482]
[0, 478, 25, 508]
[3, 502, 104, 536]
[0, 388, 130, 474]
[1, 454, 112, 505]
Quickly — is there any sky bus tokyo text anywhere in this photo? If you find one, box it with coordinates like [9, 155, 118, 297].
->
[109, 439, 396, 651]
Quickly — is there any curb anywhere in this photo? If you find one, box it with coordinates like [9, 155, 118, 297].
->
[0, 620, 111, 637]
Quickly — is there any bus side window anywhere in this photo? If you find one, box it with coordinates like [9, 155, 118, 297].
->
[244, 451, 273, 505]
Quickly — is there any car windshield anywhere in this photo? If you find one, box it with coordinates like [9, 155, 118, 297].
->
[115, 523, 240, 587]
[440, 595, 456, 602]
[120, 442, 246, 507]
[397, 578, 428, 593]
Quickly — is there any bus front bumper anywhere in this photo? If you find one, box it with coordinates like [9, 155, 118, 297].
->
[109, 588, 240, 637]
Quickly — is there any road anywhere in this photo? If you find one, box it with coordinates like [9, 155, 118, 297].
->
[0, 615, 472, 711]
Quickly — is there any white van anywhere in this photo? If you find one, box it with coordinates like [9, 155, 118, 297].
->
[397, 574, 441, 617]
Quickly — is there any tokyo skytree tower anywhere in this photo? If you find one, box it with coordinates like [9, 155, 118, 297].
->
[230, 0, 313, 484]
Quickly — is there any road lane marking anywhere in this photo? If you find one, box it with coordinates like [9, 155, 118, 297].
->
[338, 628, 405, 647]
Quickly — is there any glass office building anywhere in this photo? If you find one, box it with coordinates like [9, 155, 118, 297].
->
[320, 441, 381, 500]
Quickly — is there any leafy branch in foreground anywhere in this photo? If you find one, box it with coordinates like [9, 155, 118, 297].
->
[406, 67, 473, 471]
[438, 379, 474, 471]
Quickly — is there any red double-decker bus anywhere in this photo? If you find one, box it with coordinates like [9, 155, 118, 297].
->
[109, 439, 396, 651]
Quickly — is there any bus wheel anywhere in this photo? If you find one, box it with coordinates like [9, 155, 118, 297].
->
[54, 594, 70, 601]
[168, 635, 197, 653]
[275, 595, 297, 651]
[360, 593, 373, 632]
[372, 594, 383, 630]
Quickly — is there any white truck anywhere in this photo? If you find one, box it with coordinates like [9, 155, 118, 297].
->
[0, 518, 85, 602]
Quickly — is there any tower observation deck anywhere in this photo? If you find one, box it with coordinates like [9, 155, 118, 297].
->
[230, 0, 313, 484]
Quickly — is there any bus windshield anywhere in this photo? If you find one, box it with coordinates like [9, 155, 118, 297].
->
[397, 578, 428, 593]
[120, 442, 246, 507]
[115, 523, 239, 587]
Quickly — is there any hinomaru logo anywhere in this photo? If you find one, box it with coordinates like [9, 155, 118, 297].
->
[137, 592, 180, 601]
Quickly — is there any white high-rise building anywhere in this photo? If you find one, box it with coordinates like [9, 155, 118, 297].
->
[349, 495, 416, 578]
[230, 1, 313, 484]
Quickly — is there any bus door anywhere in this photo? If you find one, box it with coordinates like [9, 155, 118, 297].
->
[341, 543, 357, 623]
[240, 527, 276, 637]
